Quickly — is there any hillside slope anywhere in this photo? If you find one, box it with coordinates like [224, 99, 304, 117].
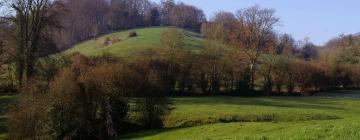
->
[65, 27, 203, 57]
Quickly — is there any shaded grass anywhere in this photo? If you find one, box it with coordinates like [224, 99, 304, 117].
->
[124, 121, 360, 140]
[0, 93, 16, 140]
[0, 134, 6, 140]
[64, 27, 203, 57]
[123, 91, 360, 140]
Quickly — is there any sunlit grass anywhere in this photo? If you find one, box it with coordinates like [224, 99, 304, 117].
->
[2, 91, 360, 140]
[123, 91, 360, 140]
[64, 27, 203, 57]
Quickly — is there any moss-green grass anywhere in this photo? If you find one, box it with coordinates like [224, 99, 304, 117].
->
[123, 91, 360, 140]
[64, 27, 203, 57]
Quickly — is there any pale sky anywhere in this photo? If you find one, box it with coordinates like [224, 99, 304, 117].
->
[151, 0, 360, 45]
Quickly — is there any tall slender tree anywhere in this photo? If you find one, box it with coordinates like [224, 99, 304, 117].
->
[11, 0, 63, 85]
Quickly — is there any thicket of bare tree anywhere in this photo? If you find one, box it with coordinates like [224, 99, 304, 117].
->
[9, 53, 170, 139]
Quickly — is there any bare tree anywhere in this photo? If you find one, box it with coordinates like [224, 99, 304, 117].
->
[160, 0, 175, 26]
[201, 11, 237, 44]
[0, 21, 15, 66]
[277, 33, 296, 56]
[10, 0, 63, 85]
[169, 2, 205, 30]
[234, 5, 280, 91]
[302, 42, 319, 61]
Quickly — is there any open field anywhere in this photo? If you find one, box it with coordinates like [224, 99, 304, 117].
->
[1, 91, 360, 140]
[123, 91, 360, 140]
[64, 27, 203, 57]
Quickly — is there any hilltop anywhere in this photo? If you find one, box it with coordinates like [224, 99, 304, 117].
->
[64, 27, 204, 57]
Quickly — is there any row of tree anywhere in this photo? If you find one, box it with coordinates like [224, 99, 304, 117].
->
[9, 54, 169, 139]
[126, 27, 359, 96]
[1, 0, 206, 49]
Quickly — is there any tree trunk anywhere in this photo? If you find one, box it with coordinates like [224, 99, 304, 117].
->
[250, 62, 255, 92]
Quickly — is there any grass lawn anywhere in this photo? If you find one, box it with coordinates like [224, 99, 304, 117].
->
[123, 91, 360, 140]
[2, 91, 360, 140]
[0, 93, 17, 140]
[64, 27, 203, 57]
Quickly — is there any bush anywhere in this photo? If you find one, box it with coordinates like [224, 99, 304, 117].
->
[111, 37, 121, 44]
[129, 31, 138, 38]
[48, 57, 139, 139]
[8, 80, 52, 140]
[135, 85, 169, 129]
[8, 54, 171, 139]
[102, 37, 111, 47]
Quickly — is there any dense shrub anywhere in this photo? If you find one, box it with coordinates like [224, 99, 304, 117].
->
[103, 37, 111, 47]
[129, 31, 138, 38]
[287, 60, 333, 95]
[8, 80, 52, 140]
[135, 86, 169, 129]
[111, 37, 122, 44]
[8, 54, 170, 139]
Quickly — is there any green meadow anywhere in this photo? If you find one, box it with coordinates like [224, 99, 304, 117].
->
[65, 27, 203, 57]
[1, 91, 360, 140]
[123, 91, 360, 140]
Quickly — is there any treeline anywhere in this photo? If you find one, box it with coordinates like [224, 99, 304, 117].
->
[56, 0, 205, 48]
[124, 27, 360, 96]
[1, 0, 206, 50]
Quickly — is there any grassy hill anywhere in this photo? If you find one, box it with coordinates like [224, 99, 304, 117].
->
[65, 27, 203, 57]
[123, 91, 360, 140]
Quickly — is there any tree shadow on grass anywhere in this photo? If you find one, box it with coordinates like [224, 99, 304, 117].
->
[121, 127, 183, 140]
[0, 94, 16, 115]
[120, 94, 355, 140]
[183, 30, 203, 48]
[171, 96, 349, 111]
[0, 94, 16, 136]
[0, 116, 7, 134]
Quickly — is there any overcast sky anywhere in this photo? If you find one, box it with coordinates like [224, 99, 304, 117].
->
[151, 0, 360, 45]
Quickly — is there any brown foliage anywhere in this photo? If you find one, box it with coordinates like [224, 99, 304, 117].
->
[9, 54, 171, 139]
[8, 80, 52, 140]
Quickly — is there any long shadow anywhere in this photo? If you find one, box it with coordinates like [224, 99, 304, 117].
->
[121, 95, 355, 139]
[0, 116, 7, 134]
[121, 127, 184, 140]
[171, 96, 348, 111]
[183, 31, 203, 48]
[0, 94, 16, 135]
[0, 95, 16, 115]
[317, 90, 360, 98]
